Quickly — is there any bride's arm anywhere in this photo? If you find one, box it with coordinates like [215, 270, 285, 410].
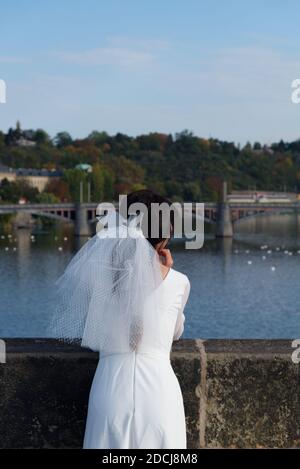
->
[173, 279, 191, 341]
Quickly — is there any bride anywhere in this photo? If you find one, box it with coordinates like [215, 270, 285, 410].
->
[51, 189, 190, 449]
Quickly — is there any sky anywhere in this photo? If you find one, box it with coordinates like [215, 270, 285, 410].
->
[1, 0, 300, 145]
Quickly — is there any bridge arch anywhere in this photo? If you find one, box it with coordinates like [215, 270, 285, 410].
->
[232, 207, 299, 225]
[0, 208, 75, 224]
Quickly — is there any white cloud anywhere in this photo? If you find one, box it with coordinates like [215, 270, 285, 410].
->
[106, 36, 170, 51]
[57, 47, 155, 66]
[203, 46, 300, 99]
[153, 45, 300, 104]
[54, 36, 170, 67]
[0, 56, 28, 63]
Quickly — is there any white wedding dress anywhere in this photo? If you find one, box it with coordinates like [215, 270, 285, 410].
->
[83, 267, 190, 449]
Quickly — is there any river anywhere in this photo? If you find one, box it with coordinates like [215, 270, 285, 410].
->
[1, 213, 300, 339]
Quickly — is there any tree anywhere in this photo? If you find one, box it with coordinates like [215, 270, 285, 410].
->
[62, 168, 88, 202]
[87, 131, 109, 146]
[44, 179, 71, 202]
[36, 192, 60, 203]
[0, 178, 39, 203]
[0, 131, 4, 148]
[102, 168, 114, 200]
[54, 131, 73, 148]
[175, 129, 194, 140]
[243, 141, 252, 152]
[111, 155, 145, 195]
[90, 163, 105, 202]
[34, 129, 51, 145]
[165, 180, 183, 200]
[183, 182, 201, 201]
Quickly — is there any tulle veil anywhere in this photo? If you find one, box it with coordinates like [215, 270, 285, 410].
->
[47, 209, 163, 353]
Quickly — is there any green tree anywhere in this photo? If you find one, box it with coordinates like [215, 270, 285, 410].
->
[87, 131, 109, 146]
[183, 182, 201, 201]
[90, 163, 105, 202]
[111, 155, 145, 195]
[54, 131, 73, 148]
[62, 168, 88, 202]
[0, 178, 39, 203]
[34, 129, 51, 145]
[102, 168, 114, 200]
[36, 192, 60, 203]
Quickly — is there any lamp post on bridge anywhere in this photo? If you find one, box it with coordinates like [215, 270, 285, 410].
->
[215, 180, 233, 238]
[74, 181, 92, 236]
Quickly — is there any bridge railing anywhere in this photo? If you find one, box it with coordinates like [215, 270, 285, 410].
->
[0, 338, 299, 449]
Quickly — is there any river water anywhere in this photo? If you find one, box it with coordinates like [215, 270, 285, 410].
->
[1, 213, 300, 339]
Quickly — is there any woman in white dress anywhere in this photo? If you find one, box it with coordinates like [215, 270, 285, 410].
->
[51, 190, 190, 449]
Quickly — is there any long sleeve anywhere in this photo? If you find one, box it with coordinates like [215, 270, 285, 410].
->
[173, 278, 191, 341]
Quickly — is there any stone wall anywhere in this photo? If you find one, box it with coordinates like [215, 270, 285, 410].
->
[0, 339, 299, 448]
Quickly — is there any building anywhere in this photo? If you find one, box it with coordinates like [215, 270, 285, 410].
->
[0, 164, 62, 192]
[0, 164, 16, 183]
[14, 137, 36, 147]
[228, 190, 297, 203]
[75, 163, 92, 173]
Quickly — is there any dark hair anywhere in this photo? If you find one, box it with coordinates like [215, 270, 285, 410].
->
[122, 189, 174, 249]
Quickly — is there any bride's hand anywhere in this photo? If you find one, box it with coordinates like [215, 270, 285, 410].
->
[158, 249, 173, 269]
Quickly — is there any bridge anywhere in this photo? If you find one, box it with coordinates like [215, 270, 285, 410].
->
[203, 201, 300, 236]
[1, 198, 300, 237]
[0, 202, 99, 236]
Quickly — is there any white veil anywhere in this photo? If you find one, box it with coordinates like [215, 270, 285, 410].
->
[48, 210, 163, 353]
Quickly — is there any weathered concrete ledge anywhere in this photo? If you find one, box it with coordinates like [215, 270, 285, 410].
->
[0, 339, 299, 448]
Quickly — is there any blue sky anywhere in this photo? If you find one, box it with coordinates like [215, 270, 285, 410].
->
[1, 0, 300, 144]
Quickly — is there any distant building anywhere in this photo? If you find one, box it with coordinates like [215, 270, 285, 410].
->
[14, 137, 36, 147]
[5, 122, 37, 147]
[0, 164, 16, 182]
[228, 190, 297, 203]
[75, 163, 92, 173]
[252, 145, 274, 156]
[0, 164, 62, 192]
